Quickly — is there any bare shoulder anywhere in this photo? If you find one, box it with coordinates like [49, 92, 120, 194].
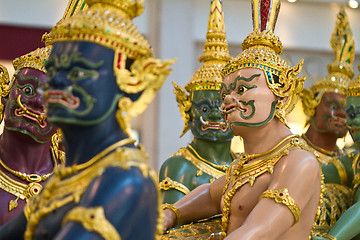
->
[271, 148, 321, 194]
[278, 148, 320, 176]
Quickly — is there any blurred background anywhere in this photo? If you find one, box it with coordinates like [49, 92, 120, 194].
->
[0, 0, 359, 171]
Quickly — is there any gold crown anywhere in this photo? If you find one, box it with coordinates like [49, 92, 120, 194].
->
[301, 7, 354, 124]
[48, 0, 152, 59]
[347, 65, 360, 97]
[12, 46, 52, 74]
[48, 0, 175, 137]
[174, 0, 230, 137]
[221, 0, 305, 117]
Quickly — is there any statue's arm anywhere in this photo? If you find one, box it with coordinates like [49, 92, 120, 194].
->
[226, 150, 321, 240]
[159, 156, 194, 204]
[163, 175, 224, 231]
[0, 212, 27, 240]
[55, 167, 158, 240]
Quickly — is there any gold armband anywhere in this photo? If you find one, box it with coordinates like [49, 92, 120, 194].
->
[161, 203, 180, 226]
[159, 177, 190, 195]
[323, 234, 337, 240]
[260, 188, 301, 225]
[330, 158, 348, 185]
[62, 206, 121, 240]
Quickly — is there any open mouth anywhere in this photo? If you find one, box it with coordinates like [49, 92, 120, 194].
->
[15, 96, 47, 128]
[220, 103, 247, 121]
[328, 117, 346, 127]
[45, 88, 80, 109]
[200, 117, 227, 131]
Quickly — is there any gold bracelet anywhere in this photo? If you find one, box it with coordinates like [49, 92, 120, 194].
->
[260, 188, 301, 225]
[323, 234, 337, 240]
[161, 203, 180, 226]
[159, 177, 190, 195]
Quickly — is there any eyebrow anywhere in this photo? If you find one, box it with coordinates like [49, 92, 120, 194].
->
[234, 74, 261, 82]
[323, 95, 346, 106]
[192, 99, 220, 107]
[221, 73, 261, 92]
[47, 53, 104, 69]
[14, 74, 40, 84]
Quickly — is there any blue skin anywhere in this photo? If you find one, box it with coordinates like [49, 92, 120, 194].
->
[0, 41, 158, 240]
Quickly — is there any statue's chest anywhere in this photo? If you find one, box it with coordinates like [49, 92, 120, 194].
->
[221, 173, 272, 216]
[32, 201, 76, 239]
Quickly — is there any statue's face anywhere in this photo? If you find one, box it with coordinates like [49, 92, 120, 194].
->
[3, 68, 56, 143]
[220, 68, 277, 136]
[189, 90, 233, 141]
[45, 41, 121, 126]
[346, 95, 360, 143]
[312, 92, 347, 138]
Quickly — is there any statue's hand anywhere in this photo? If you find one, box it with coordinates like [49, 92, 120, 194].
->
[163, 209, 176, 232]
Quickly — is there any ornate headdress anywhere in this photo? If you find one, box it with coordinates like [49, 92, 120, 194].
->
[221, 0, 305, 126]
[347, 64, 360, 97]
[301, 7, 354, 126]
[174, 0, 230, 137]
[48, 0, 175, 137]
[0, 0, 88, 122]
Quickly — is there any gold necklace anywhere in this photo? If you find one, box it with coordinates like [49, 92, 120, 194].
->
[0, 167, 43, 211]
[57, 138, 135, 177]
[302, 134, 336, 157]
[0, 153, 58, 183]
[187, 144, 232, 172]
[238, 134, 298, 163]
[25, 141, 152, 240]
[221, 135, 306, 238]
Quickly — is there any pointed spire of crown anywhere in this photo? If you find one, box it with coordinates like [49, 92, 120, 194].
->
[185, 0, 230, 94]
[242, 0, 282, 54]
[87, 0, 144, 19]
[327, 6, 355, 79]
[199, 0, 230, 62]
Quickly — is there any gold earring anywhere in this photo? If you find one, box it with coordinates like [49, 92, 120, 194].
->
[275, 100, 290, 129]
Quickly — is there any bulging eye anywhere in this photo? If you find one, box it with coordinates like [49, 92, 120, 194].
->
[199, 105, 210, 113]
[330, 104, 337, 111]
[20, 85, 34, 96]
[68, 68, 90, 81]
[348, 112, 356, 120]
[237, 85, 250, 95]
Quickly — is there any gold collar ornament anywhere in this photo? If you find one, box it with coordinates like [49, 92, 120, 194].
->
[221, 0, 306, 126]
[47, 0, 175, 138]
[301, 7, 354, 126]
[173, 0, 230, 136]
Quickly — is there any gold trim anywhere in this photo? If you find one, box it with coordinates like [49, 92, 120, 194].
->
[221, 136, 310, 237]
[187, 144, 229, 172]
[260, 188, 301, 224]
[323, 234, 337, 240]
[159, 177, 190, 195]
[25, 142, 154, 239]
[330, 158, 348, 186]
[173, 147, 232, 180]
[302, 134, 336, 157]
[63, 206, 121, 240]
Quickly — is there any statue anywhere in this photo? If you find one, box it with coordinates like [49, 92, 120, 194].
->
[0, 45, 64, 226]
[0, 0, 175, 239]
[311, 68, 360, 240]
[159, 0, 235, 205]
[162, 0, 323, 239]
[300, 7, 355, 238]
